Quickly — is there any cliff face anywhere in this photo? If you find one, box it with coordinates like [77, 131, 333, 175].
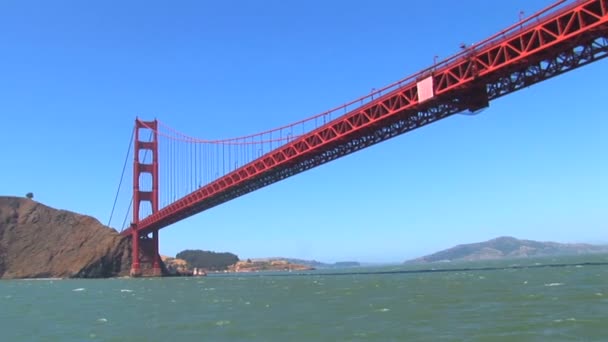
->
[0, 196, 132, 279]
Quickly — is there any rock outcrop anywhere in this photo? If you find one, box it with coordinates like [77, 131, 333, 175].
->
[0, 196, 133, 279]
[161, 256, 190, 275]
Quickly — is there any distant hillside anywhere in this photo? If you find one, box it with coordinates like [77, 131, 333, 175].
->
[408, 236, 608, 263]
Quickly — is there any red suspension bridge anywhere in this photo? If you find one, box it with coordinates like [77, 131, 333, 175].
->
[111, 0, 608, 276]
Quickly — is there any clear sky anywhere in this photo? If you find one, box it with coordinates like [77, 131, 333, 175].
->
[1, 0, 606, 263]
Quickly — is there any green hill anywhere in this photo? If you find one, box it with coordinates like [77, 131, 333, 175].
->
[176, 250, 239, 271]
[408, 236, 608, 263]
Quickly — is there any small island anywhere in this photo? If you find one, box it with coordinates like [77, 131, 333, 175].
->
[162, 250, 314, 276]
[227, 258, 313, 272]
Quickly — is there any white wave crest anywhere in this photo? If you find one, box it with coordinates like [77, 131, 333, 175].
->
[544, 283, 564, 287]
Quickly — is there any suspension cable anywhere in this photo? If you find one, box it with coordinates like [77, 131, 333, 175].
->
[108, 127, 135, 228]
[119, 131, 153, 232]
[120, 199, 133, 232]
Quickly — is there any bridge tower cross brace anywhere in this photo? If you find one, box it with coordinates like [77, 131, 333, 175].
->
[130, 119, 161, 277]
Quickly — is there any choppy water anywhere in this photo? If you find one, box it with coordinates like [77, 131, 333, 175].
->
[2, 255, 608, 341]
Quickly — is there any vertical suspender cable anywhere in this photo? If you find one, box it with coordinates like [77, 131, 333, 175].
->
[174, 136, 177, 200]
[192, 140, 195, 189]
[216, 142, 219, 179]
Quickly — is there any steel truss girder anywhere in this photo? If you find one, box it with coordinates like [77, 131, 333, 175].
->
[128, 0, 608, 234]
[435, 0, 608, 93]
[487, 36, 608, 99]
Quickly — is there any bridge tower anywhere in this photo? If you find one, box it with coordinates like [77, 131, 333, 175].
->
[131, 119, 161, 277]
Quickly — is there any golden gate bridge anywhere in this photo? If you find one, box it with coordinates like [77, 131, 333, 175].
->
[107, 0, 608, 276]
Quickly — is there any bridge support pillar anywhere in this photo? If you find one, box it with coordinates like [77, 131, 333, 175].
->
[152, 229, 162, 276]
[130, 228, 141, 277]
[131, 118, 161, 277]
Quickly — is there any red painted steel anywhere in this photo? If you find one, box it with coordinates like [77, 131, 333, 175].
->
[124, 0, 608, 237]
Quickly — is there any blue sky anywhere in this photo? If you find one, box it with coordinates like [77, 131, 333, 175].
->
[1, 0, 606, 263]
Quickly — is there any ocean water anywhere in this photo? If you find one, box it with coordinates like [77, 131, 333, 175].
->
[1, 255, 608, 341]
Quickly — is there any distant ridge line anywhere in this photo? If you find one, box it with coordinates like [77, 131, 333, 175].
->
[408, 236, 608, 263]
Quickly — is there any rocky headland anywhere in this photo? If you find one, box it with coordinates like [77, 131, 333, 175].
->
[0, 196, 135, 279]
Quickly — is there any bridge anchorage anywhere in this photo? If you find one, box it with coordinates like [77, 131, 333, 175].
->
[121, 0, 608, 276]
